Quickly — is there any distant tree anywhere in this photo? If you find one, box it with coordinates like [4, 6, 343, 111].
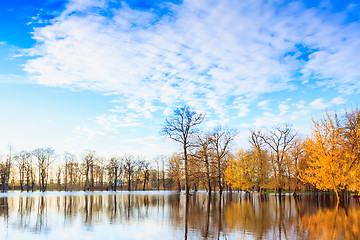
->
[56, 165, 62, 189]
[141, 161, 151, 191]
[123, 154, 135, 191]
[33, 148, 55, 192]
[0, 147, 13, 192]
[154, 157, 161, 191]
[63, 152, 75, 191]
[96, 157, 106, 190]
[82, 151, 95, 191]
[0, 159, 9, 192]
[135, 158, 147, 191]
[14, 151, 31, 192]
[162, 106, 205, 195]
[25, 154, 35, 192]
[108, 156, 121, 191]
[168, 153, 183, 192]
[65, 153, 77, 191]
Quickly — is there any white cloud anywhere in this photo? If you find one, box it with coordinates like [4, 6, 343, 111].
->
[309, 98, 328, 109]
[205, 119, 230, 128]
[257, 100, 271, 110]
[279, 103, 289, 114]
[331, 96, 346, 105]
[292, 100, 306, 109]
[240, 123, 251, 128]
[22, 0, 360, 120]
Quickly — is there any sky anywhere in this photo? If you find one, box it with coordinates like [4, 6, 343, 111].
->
[0, 0, 359, 159]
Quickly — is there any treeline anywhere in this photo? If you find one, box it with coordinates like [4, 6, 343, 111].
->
[0, 149, 168, 193]
[1, 106, 359, 202]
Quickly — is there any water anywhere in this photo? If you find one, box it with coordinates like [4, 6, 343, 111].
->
[0, 191, 359, 239]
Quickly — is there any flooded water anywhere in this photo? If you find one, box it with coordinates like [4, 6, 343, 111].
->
[0, 191, 359, 240]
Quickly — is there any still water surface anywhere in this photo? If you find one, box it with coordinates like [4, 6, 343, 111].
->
[0, 191, 359, 240]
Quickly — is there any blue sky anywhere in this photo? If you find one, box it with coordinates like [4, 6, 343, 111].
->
[0, 0, 359, 158]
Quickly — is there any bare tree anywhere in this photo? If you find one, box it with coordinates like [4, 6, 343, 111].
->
[259, 124, 296, 196]
[162, 106, 205, 195]
[0, 147, 13, 192]
[168, 153, 183, 192]
[82, 151, 95, 191]
[123, 154, 135, 191]
[56, 166, 62, 190]
[25, 154, 34, 192]
[288, 137, 305, 196]
[248, 129, 270, 194]
[108, 156, 121, 191]
[64, 153, 77, 191]
[160, 157, 166, 190]
[96, 157, 106, 190]
[33, 148, 55, 192]
[154, 157, 161, 191]
[63, 152, 75, 191]
[210, 126, 236, 194]
[14, 151, 31, 192]
[141, 161, 151, 191]
[0, 156, 11, 192]
[196, 134, 214, 195]
[135, 158, 147, 191]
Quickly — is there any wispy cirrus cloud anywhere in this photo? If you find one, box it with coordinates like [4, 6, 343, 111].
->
[23, 0, 360, 120]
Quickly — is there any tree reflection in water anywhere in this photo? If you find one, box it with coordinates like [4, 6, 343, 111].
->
[0, 192, 360, 239]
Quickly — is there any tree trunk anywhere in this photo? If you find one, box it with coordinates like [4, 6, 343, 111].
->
[114, 168, 118, 192]
[218, 159, 222, 194]
[143, 174, 147, 191]
[184, 144, 189, 195]
[128, 174, 131, 191]
[83, 167, 89, 191]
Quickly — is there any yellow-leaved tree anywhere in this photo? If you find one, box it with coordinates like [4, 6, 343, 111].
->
[301, 110, 360, 200]
[225, 150, 253, 192]
[343, 109, 360, 194]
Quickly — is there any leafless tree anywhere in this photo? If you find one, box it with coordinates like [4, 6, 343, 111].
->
[0, 158, 9, 192]
[63, 152, 75, 191]
[248, 129, 270, 194]
[135, 157, 147, 191]
[108, 156, 121, 191]
[162, 106, 205, 195]
[154, 157, 160, 191]
[123, 154, 135, 191]
[141, 161, 151, 191]
[210, 126, 236, 194]
[14, 151, 31, 192]
[259, 124, 296, 195]
[82, 151, 95, 191]
[96, 157, 106, 190]
[196, 134, 214, 195]
[56, 166, 62, 189]
[168, 153, 183, 192]
[33, 148, 55, 192]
